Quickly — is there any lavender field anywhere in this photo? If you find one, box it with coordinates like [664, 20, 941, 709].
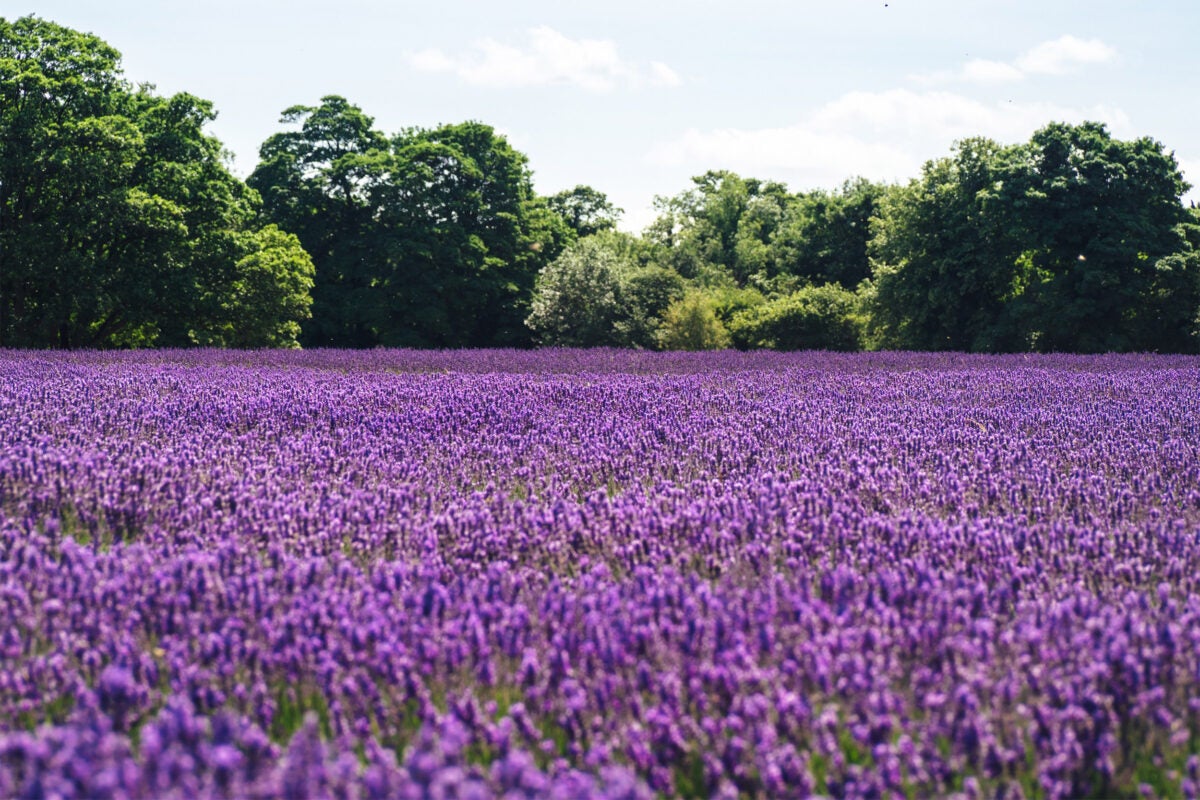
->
[1, 350, 1199, 799]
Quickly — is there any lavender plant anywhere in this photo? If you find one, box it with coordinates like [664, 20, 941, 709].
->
[1, 350, 1198, 798]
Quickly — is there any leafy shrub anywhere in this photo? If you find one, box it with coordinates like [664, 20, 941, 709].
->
[526, 238, 628, 347]
[658, 291, 731, 350]
[614, 265, 687, 349]
[729, 283, 864, 350]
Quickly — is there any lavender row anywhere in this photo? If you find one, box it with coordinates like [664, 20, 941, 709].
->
[1, 351, 1199, 798]
[8, 347, 1200, 374]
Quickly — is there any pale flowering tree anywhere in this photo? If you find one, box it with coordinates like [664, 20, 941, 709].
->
[526, 237, 629, 347]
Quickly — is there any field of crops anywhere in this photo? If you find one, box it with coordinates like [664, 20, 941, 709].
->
[1, 349, 1198, 799]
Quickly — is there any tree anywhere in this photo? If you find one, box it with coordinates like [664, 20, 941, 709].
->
[0, 16, 312, 348]
[645, 171, 789, 284]
[251, 105, 570, 347]
[869, 136, 1038, 352]
[733, 194, 786, 281]
[525, 230, 685, 349]
[546, 185, 622, 238]
[525, 237, 629, 347]
[643, 172, 889, 293]
[1, 16, 130, 346]
[200, 226, 314, 348]
[870, 123, 1195, 353]
[658, 291, 731, 350]
[995, 122, 1192, 352]
[398, 122, 571, 346]
[1151, 206, 1200, 350]
[132, 91, 315, 348]
[729, 284, 864, 351]
[614, 263, 686, 349]
[250, 96, 391, 347]
[771, 178, 889, 288]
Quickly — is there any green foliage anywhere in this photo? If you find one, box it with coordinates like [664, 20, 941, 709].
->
[0, 15, 313, 349]
[1187, 209, 1200, 346]
[251, 101, 569, 347]
[251, 96, 399, 347]
[729, 283, 864, 351]
[613, 263, 687, 348]
[706, 284, 767, 325]
[4, 19, 1196, 355]
[773, 177, 890, 287]
[645, 171, 789, 283]
[997, 122, 1193, 352]
[870, 123, 1196, 353]
[658, 291, 731, 351]
[1135, 249, 1200, 353]
[586, 229, 660, 269]
[732, 193, 786, 281]
[546, 185, 622, 238]
[644, 171, 887, 295]
[869, 137, 1024, 352]
[401, 122, 572, 346]
[526, 235, 687, 349]
[270, 680, 333, 743]
[526, 238, 629, 347]
[203, 226, 315, 348]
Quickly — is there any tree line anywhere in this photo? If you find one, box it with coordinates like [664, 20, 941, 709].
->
[0, 16, 313, 349]
[3, 16, 1198, 352]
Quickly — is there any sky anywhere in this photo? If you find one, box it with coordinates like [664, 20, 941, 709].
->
[19, 0, 1200, 232]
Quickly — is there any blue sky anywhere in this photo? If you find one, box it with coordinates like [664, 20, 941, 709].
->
[21, 0, 1200, 231]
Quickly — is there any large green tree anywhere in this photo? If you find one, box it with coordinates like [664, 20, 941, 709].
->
[546, 185, 622, 238]
[251, 100, 569, 348]
[526, 232, 685, 348]
[870, 123, 1196, 353]
[399, 122, 571, 346]
[869, 137, 1022, 351]
[645, 171, 790, 285]
[249, 96, 390, 347]
[644, 172, 890, 295]
[772, 177, 889, 288]
[996, 122, 1193, 352]
[0, 16, 312, 348]
[525, 237, 629, 347]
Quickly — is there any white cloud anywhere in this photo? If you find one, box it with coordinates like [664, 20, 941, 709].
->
[647, 89, 1131, 189]
[812, 89, 1128, 145]
[649, 125, 917, 187]
[961, 59, 1024, 84]
[1016, 35, 1117, 75]
[648, 61, 683, 89]
[406, 49, 456, 73]
[912, 34, 1116, 85]
[406, 26, 681, 92]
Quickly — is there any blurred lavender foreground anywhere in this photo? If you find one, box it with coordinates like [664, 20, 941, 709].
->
[1, 349, 1199, 799]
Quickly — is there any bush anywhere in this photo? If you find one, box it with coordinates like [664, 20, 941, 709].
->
[658, 292, 731, 350]
[614, 265, 687, 349]
[526, 238, 628, 347]
[729, 283, 864, 350]
[706, 285, 766, 327]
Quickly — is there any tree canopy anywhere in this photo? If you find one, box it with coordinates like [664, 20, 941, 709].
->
[525, 237, 629, 347]
[525, 233, 685, 348]
[546, 185, 622, 238]
[729, 284, 864, 351]
[5, 15, 1198, 354]
[870, 123, 1195, 352]
[250, 98, 570, 348]
[0, 15, 312, 348]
